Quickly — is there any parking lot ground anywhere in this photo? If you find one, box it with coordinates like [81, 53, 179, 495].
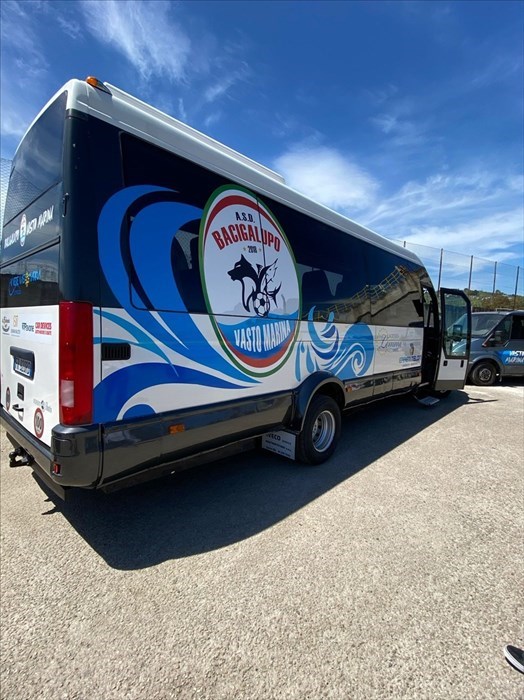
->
[1, 383, 523, 700]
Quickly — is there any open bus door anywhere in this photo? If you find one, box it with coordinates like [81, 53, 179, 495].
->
[434, 289, 472, 391]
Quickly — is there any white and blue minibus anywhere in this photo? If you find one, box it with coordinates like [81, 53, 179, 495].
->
[0, 77, 471, 498]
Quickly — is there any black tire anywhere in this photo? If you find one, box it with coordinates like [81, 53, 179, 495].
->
[470, 361, 498, 386]
[296, 394, 341, 465]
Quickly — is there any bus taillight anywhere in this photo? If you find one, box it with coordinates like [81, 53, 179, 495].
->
[59, 302, 93, 425]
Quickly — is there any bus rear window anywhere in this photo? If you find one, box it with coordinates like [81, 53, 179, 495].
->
[2, 92, 67, 228]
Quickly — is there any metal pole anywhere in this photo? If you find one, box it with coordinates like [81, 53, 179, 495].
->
[492, 261, 497, 296]
[468, 255, 473, 291]
[514, 267, 520, 310]
[437, 249, 443, 291]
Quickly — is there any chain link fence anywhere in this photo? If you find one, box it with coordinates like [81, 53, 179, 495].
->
[393, 240, 523, 311]
[1, 156, 522, 309]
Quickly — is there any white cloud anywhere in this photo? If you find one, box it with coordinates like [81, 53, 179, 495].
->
[78, 0, 251, 121]
[370, 113, 428, 147]
[273, 146, 379, 212]
[470, 52, 523, 89]
[0, 1, 48, 83]
[203, 64, 249, 103]
[272, 141, 523, 268]
[0, 0, 252, 155]
[0, 1, 51, 153]
[369, 89, 432, 149]
[405, 209, 524, 262]
[203, 112, 221, 129]
[56, 13, 82, 40]
[80, 0, 191, 83]
[365, 84, 399, 106]
[178, 98, 188, 123]
[0, 100, 31, 140]
[360, 169, 523, 264]
[365, 171, 521, 227]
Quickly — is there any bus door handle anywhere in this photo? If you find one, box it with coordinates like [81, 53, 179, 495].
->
[12, 404, 24, 417]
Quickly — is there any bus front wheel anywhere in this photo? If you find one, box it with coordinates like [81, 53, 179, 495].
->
[297, 394, 341, 465]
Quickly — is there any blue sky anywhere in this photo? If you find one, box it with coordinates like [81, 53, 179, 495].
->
[1, 0, 523, 287]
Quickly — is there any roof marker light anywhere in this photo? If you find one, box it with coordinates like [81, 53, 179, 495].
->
[85, 76, 112, 95]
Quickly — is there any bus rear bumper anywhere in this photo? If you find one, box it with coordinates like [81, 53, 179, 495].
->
[1, 408, 101, 498]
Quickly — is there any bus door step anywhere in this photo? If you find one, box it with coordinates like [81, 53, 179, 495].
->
[414, 395, 440, 408]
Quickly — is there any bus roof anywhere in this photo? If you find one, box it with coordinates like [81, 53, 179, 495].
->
[22, 78, 423, 266]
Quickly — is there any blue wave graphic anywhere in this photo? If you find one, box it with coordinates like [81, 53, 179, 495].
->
[95, 309, 172, 364]
[295, 310, 374, 381]
[95, 186, 261, 422]
[94, 362, 246, 423]
[97, 185, 258, 385]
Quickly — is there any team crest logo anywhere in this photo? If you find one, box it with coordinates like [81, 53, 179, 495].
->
[201, 185, 300, 376]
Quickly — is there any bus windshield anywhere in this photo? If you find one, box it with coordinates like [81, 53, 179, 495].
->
[1, 92, 67, 262]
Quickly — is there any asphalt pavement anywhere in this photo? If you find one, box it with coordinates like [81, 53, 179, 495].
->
[1, 383, 523, 699]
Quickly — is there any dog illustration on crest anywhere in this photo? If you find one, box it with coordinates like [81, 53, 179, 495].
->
[228, 255, 282, 317]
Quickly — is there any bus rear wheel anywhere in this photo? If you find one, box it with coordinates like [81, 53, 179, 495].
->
[297, 394, 341, 465]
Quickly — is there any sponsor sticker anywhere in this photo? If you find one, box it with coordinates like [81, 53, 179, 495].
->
[3, 314, 54, 343]
[200, 185, 300, 376]
[34, 408, 44, 439]
[374, 327, 422, 370]
[33, 398, 52, 413]
[3, 205, 54, 251]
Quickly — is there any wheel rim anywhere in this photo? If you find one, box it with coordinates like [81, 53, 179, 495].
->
[478, 367, 493, 383]
[311, 410, 336, 453]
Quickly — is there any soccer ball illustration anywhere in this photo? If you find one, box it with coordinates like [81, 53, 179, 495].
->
[252, 292, 270, 317]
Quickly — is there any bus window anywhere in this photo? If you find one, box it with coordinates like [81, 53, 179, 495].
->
[259, 199, 371, 324]
[1, 93, 67, 263]
[367, 247, 423, 327]
[0, 244, 59, 309]
[3, 93, 66, 226]
[172, 228, 206, 313]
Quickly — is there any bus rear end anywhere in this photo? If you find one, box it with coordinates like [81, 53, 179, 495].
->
[1, 88, 98, 497]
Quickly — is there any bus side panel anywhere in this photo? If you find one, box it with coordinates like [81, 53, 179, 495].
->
[95, 307, 297, 420]
[94, 306, 297, 483]
[94, 307, 424, 423]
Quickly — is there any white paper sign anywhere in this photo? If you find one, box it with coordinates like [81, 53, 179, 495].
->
[261, 430, 296, 460]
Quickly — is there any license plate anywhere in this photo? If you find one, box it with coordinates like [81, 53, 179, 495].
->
[10, 347, 35, 380]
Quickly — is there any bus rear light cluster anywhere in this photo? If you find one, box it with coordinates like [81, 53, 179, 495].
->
[59, 302, 93, 425]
